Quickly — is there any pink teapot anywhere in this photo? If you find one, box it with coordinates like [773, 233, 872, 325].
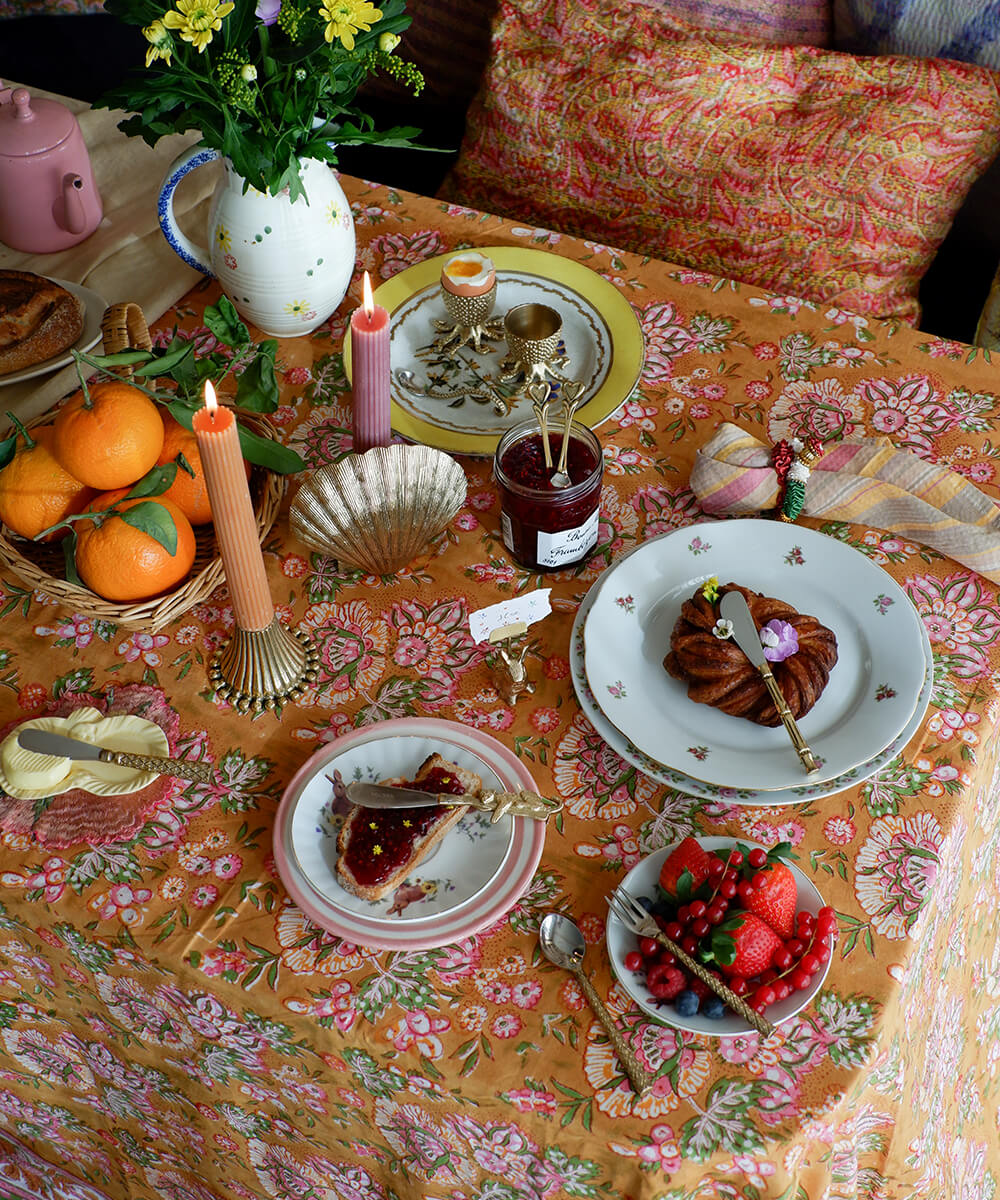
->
[0, 82, 103, 253]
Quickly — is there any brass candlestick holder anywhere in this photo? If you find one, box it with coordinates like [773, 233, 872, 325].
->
[210, 618, 320, 714]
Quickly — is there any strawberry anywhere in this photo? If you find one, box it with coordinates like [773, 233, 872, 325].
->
[658, 837, 712, 900]
[744, 859, 797, 939]
[709, 912, 783, 978]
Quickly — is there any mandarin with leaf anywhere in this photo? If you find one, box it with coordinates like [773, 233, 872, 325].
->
[52, 381, 165, 491]
[74, 489, 196, 601]
[0, 423, 94, 541]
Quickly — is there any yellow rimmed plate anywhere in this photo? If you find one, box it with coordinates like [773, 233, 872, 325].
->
[342, 246, 644, 457]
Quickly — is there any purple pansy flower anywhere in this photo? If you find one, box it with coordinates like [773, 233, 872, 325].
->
[256, 0, 281, 25]
[760, 619, 798, 662]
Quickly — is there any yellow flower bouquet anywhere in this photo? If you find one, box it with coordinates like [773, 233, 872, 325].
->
[97, 0, 428, 200]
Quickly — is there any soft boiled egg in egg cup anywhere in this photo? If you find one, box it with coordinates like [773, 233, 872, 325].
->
[434, 250, 506, 353]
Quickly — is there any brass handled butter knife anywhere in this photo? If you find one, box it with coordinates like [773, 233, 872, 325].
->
[345, 781, 562, 823]
[718, 590, 820, 775]
[17, 729, 214, 784]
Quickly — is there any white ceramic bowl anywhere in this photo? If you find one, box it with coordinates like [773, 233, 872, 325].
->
[607, 836, 831, 1036]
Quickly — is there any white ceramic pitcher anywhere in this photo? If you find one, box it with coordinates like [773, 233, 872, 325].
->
[158, 148, 356, 338]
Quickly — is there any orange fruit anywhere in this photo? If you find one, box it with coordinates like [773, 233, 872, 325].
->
[74, 489, 196, 602]
[155, 412, 250, 526]
[52, 381, 165, 491]
[0, 424, 94, 541]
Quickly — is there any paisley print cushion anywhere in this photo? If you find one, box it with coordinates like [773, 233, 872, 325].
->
[439, 0, 1000, 323]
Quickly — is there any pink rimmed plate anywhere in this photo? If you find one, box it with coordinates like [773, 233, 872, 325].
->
[273, 718, 545, 951]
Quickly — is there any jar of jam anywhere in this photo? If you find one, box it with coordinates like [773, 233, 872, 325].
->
[493, 419, 603, 571]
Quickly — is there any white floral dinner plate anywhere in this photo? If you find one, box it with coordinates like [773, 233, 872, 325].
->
[342, 246, 644, 456]
[583, 520, 927, 792]
[607, 837, 831, 1036]
[0, 279, 106, 387]
[571, 575, 933, 806]
[273, 718, 546, 951]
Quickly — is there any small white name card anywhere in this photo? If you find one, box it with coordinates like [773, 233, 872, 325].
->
[469, 590, 552, 645]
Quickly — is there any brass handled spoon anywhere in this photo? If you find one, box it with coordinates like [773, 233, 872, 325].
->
[550, 380, 586, 489]
[526, 380, 557, 468]
[539, 913, 653, 1094]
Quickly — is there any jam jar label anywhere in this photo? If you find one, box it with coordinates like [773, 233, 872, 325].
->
[535, 508, 600, 567]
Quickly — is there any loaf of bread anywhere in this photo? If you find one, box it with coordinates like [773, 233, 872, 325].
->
[336, 753, 479, 902]
[664, 582, 838, 726]
[0, 271, 84, 376]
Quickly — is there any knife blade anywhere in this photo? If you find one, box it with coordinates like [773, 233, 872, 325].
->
[345, 781, 561, 823]
[17, 729, 214, 785]
[718, 590, 820, 774]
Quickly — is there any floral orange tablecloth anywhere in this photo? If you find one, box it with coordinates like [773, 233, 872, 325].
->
[1, 178, 999, 1200]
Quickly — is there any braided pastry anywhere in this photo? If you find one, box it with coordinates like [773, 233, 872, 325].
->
[664, 583, 838, 726]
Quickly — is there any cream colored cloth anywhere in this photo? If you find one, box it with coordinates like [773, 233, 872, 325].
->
[0, 83, 221, 423]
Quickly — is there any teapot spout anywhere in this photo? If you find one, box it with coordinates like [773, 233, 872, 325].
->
[60, 173, 88, 234]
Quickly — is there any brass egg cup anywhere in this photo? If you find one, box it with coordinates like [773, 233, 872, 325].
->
[500, 303, 568, 385]
[433, 281, 506, 353]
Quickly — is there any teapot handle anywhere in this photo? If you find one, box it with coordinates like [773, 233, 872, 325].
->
[158, 145, 220, 277]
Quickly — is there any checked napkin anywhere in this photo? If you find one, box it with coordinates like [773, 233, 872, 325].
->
[690, 422, 1000, 585]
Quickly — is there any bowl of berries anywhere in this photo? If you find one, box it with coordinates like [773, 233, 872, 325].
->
[607, 835, 835, 1036]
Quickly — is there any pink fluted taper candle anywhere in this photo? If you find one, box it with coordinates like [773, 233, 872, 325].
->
[350, 270, 391, 451]
[192, 382, 274, 632]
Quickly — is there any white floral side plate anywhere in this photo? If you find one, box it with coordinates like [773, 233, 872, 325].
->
[583, 520, 927, 792]
[273, 718, 545, 951]
[571, 575, 933, 805]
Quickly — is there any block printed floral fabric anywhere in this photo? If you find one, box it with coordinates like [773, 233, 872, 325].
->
[834, 0, 1000, 68]
[0, 180, 1000, 1199]
[439, 0, 1000, 324]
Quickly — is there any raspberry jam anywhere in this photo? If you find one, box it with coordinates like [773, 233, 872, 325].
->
[494, 419, 603, 571]
[341, 766, 468, 889]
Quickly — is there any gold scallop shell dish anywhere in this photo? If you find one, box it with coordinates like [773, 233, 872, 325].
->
[289, 444, 467, 575]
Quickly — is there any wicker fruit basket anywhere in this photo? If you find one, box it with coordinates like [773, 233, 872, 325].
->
[0, 302, 285, 632]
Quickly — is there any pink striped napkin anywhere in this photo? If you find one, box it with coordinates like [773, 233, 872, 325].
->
[690, 422, 1000, 584]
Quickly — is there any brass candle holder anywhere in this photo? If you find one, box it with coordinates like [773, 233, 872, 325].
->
[210, 619, 320, 714]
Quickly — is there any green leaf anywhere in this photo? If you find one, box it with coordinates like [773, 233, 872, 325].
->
[120, 500, 179, 554]
[237, 423, 306, 473]
[132, 340, 196, 377]
[204, 296, 250, 349]
[124, 464, 177, 499]
[235, 340, 279, 412]
[0, 430, 18, 470]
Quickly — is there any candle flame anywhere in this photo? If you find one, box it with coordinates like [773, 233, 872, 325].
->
[204, 380, 218, 415]
[362, 270, 374, 320]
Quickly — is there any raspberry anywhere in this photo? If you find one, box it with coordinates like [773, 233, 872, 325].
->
[646, 962, 685, 1000]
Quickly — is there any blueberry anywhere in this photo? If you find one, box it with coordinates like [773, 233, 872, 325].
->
[650, 899, 673, 918]
[637, 895, 655, 913]
[702, 996, 726, 1020]
[674, 989, 700, 1017]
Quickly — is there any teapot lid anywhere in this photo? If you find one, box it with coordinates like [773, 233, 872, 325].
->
[0, 86, 76, 157]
